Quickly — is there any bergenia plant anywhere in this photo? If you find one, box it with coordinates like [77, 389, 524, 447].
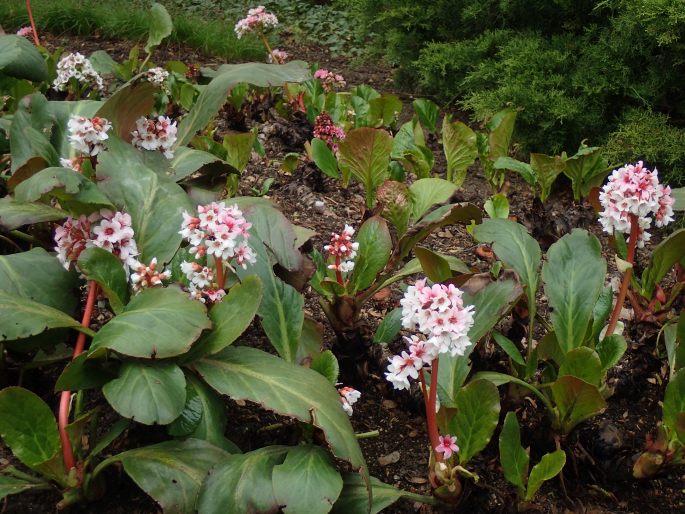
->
[314, 68, 347, 92]
[234, 6, 280, 63]
[52, 52, 105, 99]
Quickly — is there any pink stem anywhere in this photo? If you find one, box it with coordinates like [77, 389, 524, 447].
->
[214, 256, 225, 290]
[25, 0, 40, 46]
[421, 361, 443, 463]
[606, 214, 639, 338]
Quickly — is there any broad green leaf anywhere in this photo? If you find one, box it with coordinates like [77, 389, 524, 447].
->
[464, 279, 523, 344]
[0, 474, 47, 501]
[189, 275, 262, 358]
[563, 145, 608, 200]
[89, 50, 118, 76]
[194, 346, 370, 494]
[551, 376, 606, 434]
[0, 196, 66, 230]
[373, 308, 403, 344]
[368, 94, 402, 127]
[46, 99, 102, 157]
[442, 117, 477, 186]
[96, 80, 158, 140]
[450, 379, 501, 465]
[436, 354, 471, 409]
[663, 369, 685, 435]
[672, 187, 685, 210]
[473, 371, 553, 413]
[473, 218, 541, 324]
[310, 350, 340, 385]
[168, 147, 231, 182]
[236, 238, 303, 362]
[77, 247, 129, 315]
[530, 153, 565, 202]
[592, 285, 614, 342]
[379, 253, 470, 290]
[487, 109, 517, 161]
[167, 381, 202, 436]
[96, 439, 230, 514]
[409, 178, 458, 221]
[557, 347, 602, 386]
[0, 247, 78, 313]
[331, 473, 432, 514]
[414, 246, 452, 283]
[542, 230, 606, 353]
[145, 3, 173, 53]
[273, 445, 343, 514]
[14, 167, 113, 212]
[223, 131, 255, 173]
[0, 35, 48, 81]
[338, 128, 393, 207]
[0, 387, 60, 468]
[311, 137, 339, 178]
[349, 216, 392, 292]
[525, 450, 566, 501]
[596, 334, 627, 372]
[641, 229, 685, 298]
[97, 137, 193, 264]
[177, 61, 311, 147]
[492, 332, 525, 366]
[89, 287, 210, 359]
[0, 292, 91, 341]
[296, 317, 325, 364]
[483, 193, 510, 219]
[55, 353, 117, 391]
[499, 412, 529, 491]
[197, 446, 289, 514]
[493, 157, 536, 186]
[391, 120, 433, 179]
[103, 361, 186, 425]
[9, 114, 59, 185]
[664, 320, 685, 378]
[413, 99, 440, 133]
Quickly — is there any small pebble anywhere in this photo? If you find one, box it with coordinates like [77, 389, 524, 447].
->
[313, 200, 325, 213]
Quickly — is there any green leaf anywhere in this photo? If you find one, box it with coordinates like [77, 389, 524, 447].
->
[46, 99, 102, 158]
[331, 473, 432, 514]
[89, 287, 210, 359]
[374, 308, 403, 344]
[641, 229, 685, 298]
[9, 117, 59, 186]
[273, 445, 344, 514]
[145, 2, 173, 54]
[167, 384, 203, 436]
[0, 247, 78, 313]
[442, 117, 477, 186]
[530, 153, 565, 202]
[563, 145, 608, 200]
[97, 137, 193, 264]
[96, 80, 158, 140]
[450, 379, 501, 465]
[493, 157, 536, 186]
[595, 334, 627, 373]
[98, 439, 230, 514]
[311, 138, 339, 178]
[542, 230, 606, 354]
[368, 94, 402, 127]
[663, 369, 685, 435]
[473, 371, 553, 413]
[525, 450, 566, 501]
[499, 412, 529, 492]
[672, 187, 685, 211]
[77, 247, 129, 315]
[0, 196, 66, 230]
[492, 332, 525, 366]
[338, 128, 393, 207]
[89, 50, 118, 76]
[168, 147, 231, 182]
[473, 219, 541, 323]
[391, 120, 434, 179]
[465, 279, 523, 344]
[0, 292, 91, 341]
[409, 178, 458, 222]
[487, 109, 517, 161]
[551, 376, 606, 434]
[197, 446, 289, 514]
[592, 285, 614, 342]
[189, 275, 262, 358]
[0, 35, 48, 82]
[194, 346, 370, 494]
[557, 347, 602, 386]
[310, 350, 340, 385]
[0, 474, 47, 501]
[177, 61, 311, 147]
[0, 387, 61, 468]
[414, 246, 452, 283]
[223, 131, 255, 174]
[483, 193, 510, 219]
[55, 353, 118, 391]
[103, 361, 186, 425]
[349, 216, 392, 292]
[413, 99, 440, 133]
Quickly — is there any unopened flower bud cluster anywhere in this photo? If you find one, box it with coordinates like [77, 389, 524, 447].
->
[313, 112, 346, 153]
[130, 258, 171, 293]
[324, 225, 358, 273]
[16, 26, 33, 38]
[234, 6, 278, 38]
[313, 69, 346, 92]
[599, 161, 674, 248]
[131, 116, 178, 159]
[53, 52, 104, 94]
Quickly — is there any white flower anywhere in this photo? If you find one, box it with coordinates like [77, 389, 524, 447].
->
[145, 67, 169, 86]
[53, 52, 104, 93]
[131, 116, 178, 159]
[67, 115, 111, 156]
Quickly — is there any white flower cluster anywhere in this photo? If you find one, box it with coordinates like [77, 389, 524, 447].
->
[131, 116, 178, 159]
[234, 6, 278, 38]
[598, 161, 675, 248]
[130, 258, 170, 293]
[60, 157, 82, 173]
[145, 67, 169, 86]
[179, 261, 225, 303]
[267, 49, 289, 64]
[67, 115, 111, 156]
[52, 52, 104, 93]
[54, 210, 139, 271]
[324, 225, 358, 273]
[338, 386, 361, 416]
[385, 280, 475, 391]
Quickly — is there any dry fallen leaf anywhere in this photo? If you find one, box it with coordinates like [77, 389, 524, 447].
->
[378, 451, 401, 466]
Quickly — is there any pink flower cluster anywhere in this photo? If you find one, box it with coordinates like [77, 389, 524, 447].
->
[599, 161, 675, 248]
[313, 112, 346, 153]
[180, 261, 225, 303]
[435, 434, 459, 459]
[54, 210, 139, 271]
[324, 224, 358, 273]
[314, 69, 346, 92]
[234, 6, 278, 39]
[130, 258, 170, 293]
[67, 115, 111, 156]
[131, 116, 178, 159]
[16, 26, 33, 38]
[385, 280, 475, 390]
[60, 157, 82, 173]
[267, 49, 289, 64]
[145, 67, 169, 86]
[338, 386, 361, 416]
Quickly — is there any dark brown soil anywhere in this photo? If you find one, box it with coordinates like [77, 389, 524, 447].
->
[2, 32, 685, 514]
